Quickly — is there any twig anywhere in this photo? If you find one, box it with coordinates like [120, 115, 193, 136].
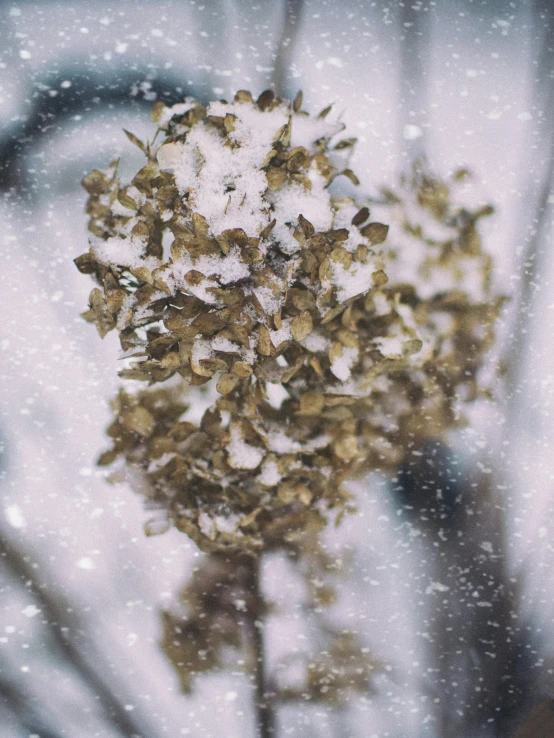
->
[0, 530, 161, 738]
[0, 674, 63, 738]
[273, 0, 305, 99]
[398, 1, 430, 163]
[504, 0, 554, 423]
[397, 447, 537, 736]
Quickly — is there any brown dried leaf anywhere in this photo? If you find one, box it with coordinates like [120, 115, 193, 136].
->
[184, 270, 205, 286]
[355, 244, 369, 262]
[184, 236, 222, 259]
[257, 324, 274, 356]
[257, 89, 275, 111]
[330, 246, 352, 270]
[361, 222, 389, 245]
[351, 207, 370, 227]
[333, 434, 359, 462]
[334, 137, 357, 150]
[122, 406, 156, 437]
[123, 129, 148, 154]
[298, 214, 315, 239]
[318, 103, 333, 119]
[402, 338, 423, 356]
[371, 270, 388, 287]
[82, 169, 111, 195]
[216, 372, 240, 395]
[74, 252, 96, 275]
[234, 89, 254, 104]
[298, 393, 325, 415]
[319, 257, 333, 282]
[342, 168, 360, 186]
[290, 311, 313, 341]
[232, 361, 253, 378]
[289, 288, 316, 312]
[192, 212, 209, 236]
[336, 329, 359, 350]
[329, 228, 349, 243]
[266, 167, 287, 191]
[223, 113, 237, 133]
[151, 100, 165, 124]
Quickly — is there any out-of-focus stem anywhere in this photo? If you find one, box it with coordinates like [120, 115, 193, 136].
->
[398, 0, 429, 163]
[273, 0, 304, 99]
[245, 555, 275, 738]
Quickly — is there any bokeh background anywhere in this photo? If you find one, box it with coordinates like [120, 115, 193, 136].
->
[1, 1, 553, 736]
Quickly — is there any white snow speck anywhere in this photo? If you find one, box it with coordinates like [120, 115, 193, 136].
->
[22, 605, 41, 618]
[425, 581, 450, 595]
[76, 557, 96, 570]
[5, 504, 26, 529]
[404, 124, 423, 140]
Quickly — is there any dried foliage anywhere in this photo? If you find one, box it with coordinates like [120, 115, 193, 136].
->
[77, 90, 502, 717]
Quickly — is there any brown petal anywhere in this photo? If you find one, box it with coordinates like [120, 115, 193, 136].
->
[290, 311, 313, 341]
[361, 222, 389, 245]
[216, 372, 240, 395]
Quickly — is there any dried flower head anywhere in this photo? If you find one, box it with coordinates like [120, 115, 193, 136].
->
[77, 91, 503, 716]
[78, 91, 500, 554]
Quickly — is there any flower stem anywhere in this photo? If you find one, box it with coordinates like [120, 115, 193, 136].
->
[246, 555, 275, 738]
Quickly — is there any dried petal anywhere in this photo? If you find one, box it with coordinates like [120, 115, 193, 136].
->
[361, 222, 389, 245]
[216, 372, 240, 395]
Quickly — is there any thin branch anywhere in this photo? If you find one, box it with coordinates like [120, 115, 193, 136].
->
[273, 0, 305, 99]
[512, 697, 554, 738]
[395, 445, 537, 737]
[504, 0, 554, 423]
[0, 69, 189, 194]
[0, 530, 161, 738]
[0, 674, 66, 738]
[398, 1, 430, 163]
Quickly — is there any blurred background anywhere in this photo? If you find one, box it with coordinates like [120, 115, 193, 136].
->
[1, 1, 554, 736]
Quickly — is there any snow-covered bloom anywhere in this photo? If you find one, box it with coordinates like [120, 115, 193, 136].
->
[77, 92, 501, 553]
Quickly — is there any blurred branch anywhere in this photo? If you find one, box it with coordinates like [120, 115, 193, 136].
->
[512, 698, 554, 738]
[0, 69, 189, 194]
[395, 445, 538, 736]
[0, 674, 64, 738]
[398, 1, 430, 162]
[0, 530, 162, 738]
[504, 0, 554, 422]
[273, 0, 304, 99]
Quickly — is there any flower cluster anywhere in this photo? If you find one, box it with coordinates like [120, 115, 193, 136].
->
[77, 91, 502, 708]
[77, 91, 500, 554]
